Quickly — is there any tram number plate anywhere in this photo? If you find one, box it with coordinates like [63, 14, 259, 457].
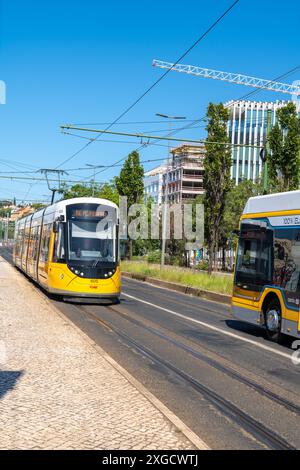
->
[90, 280, 99, 289]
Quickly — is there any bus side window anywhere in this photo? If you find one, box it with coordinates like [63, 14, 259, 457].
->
[274, 228, 300, 292]
[275, 243, 285, 261]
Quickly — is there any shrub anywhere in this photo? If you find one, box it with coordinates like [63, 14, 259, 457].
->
[121, 261, 232, 295]
[196, 260, 209, 271]
[147, 251, 161, 264]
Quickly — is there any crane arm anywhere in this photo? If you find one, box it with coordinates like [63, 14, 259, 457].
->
[152, 59, 300, 96]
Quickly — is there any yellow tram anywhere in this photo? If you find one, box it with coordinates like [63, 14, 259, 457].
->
[13, 197, 121, 302]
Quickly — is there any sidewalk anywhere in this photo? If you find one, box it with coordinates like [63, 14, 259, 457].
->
[0, 257, 201, 450]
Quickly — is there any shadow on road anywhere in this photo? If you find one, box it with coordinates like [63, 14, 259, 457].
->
[0, 371, 23, 400]
[225, 319, 266, 338]
[225, 319, 295, 348]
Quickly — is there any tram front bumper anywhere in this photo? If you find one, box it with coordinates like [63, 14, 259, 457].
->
[48, 263, 121, 299]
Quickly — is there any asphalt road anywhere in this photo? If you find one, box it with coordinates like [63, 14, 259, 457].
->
[2, 247, 300, 450]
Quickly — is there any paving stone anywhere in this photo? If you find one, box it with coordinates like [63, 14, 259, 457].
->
[0, 258, 195, 450]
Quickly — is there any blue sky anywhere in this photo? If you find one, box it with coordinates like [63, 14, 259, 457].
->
[0, 0, 299, 202]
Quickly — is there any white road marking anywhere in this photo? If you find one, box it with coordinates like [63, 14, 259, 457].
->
[122, 292, 293, 361]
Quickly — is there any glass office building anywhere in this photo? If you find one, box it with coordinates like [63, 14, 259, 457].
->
[226, 99, 300, 184]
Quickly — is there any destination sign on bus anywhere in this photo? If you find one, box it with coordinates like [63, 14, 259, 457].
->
[269, 215, 300, 227]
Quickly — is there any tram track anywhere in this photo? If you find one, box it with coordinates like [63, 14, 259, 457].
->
[105, 303, 300, 416]
[1, 247, 299, 449]
[75, 303, 296, 450]
[122, 278, 230, 319]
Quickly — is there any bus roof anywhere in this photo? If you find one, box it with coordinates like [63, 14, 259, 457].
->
[243, 190, 300, 215]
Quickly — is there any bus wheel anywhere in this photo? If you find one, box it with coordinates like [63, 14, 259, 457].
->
[264, 299, 282, 343]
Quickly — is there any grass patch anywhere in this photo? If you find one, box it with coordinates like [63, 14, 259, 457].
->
[121, 261, 232, 295]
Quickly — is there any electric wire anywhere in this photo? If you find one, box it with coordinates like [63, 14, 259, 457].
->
[56, 0, 240, 170]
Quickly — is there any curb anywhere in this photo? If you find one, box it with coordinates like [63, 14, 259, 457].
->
[122, 271, 231, 305]
[1, 256, 210, 451]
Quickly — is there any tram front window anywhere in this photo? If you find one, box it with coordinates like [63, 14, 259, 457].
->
[68, 219, 115, 264]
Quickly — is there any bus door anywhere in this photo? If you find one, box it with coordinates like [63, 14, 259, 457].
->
[273, 227, 300, 333]
[234, 220, 273, 305]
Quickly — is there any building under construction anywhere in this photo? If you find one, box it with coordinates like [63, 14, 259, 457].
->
[161, 144, 205, 203]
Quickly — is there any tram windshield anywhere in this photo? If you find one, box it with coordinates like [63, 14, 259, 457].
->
[66, 204, 117, 265]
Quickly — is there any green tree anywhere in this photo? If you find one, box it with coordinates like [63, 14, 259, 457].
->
[204, 103, 232, 274]
[31, 203, 47, 211]
[219, 179, 262, 269]
[0, 207, 11, 218]
[167, 195, 205, 268]
[115, 151, 144, 258]
[0, 200, 12, 207]
[59, 183, 95, 199]
[98, 181, 119, 205]
[59, 181, 119, 204]
[222, 179, 262, 241]
[133, 196, 161, 257]
[269, 102, 300, 191]
[115, 151, 144, 206]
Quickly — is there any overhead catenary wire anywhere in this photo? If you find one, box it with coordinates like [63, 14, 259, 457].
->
[61, 126, 263, 149]
[164, 64, 300, 137]
[0, 175, 106, 184]
[46, 66, 296, 189]
[86, 63, 300, 180]
[10, 62, 299, 200]
[22, 1, 240, 202]
[69, 119, 196, 126]
[0, 158, 39, 170]
[5, 35, 299, 201]
[56, 0, 240, 170]
[61, 131, 173, 148]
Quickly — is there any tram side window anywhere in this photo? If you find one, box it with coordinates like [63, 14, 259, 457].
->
[28, 225, 36, 261]
[23, 225, 31, 258]
[18, 228, 25, 257]
[53, 223, 65, 263]
[274, 228, 300, 293]
[31, 225, 41, 262]
[40, 223, 52, 262]
[14, 225, 23, 257]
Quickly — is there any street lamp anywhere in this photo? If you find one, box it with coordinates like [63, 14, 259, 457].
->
[155, 113, 186, 268]
[85, 164, 105, 197]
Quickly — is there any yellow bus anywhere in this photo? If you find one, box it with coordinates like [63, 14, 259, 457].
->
[13, 197, 121, 303]
[232, 190, 300, 342]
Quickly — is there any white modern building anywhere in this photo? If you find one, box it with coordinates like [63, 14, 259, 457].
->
[226, 99, 300, 184]
[144, 165, 166, 204]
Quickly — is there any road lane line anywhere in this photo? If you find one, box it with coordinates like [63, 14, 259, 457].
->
[122, 292, 293, 361]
